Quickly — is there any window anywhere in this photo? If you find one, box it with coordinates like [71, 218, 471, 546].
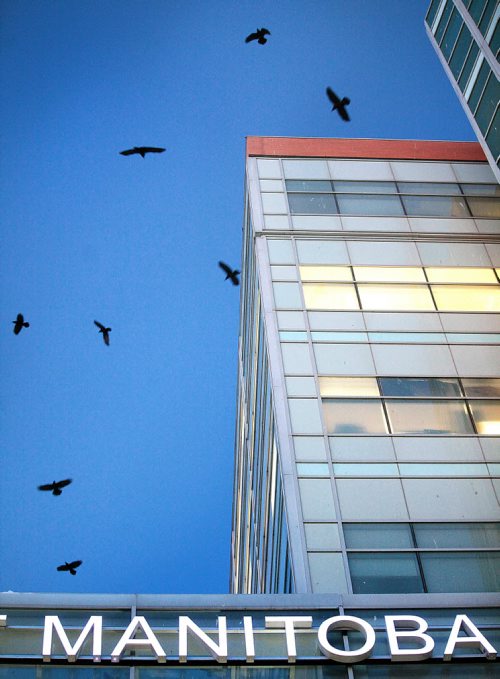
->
[458, 41, 479, 91]
[300, 265, 353, 282]
[384, 399, 474, 435]
[335, 193, 405, 216]
[431, 285, 500, 312]
[303, 284, 359, 310]
[448, 24, 473, 78]
[288, 193, 337, 214]
[323, 399, 388, 435]
[358, 284, 435, 311]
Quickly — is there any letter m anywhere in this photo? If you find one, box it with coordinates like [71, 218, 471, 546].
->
[43, 615, 102, 662]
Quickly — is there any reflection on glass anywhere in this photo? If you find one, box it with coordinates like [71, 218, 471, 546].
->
[468, 400, 500, 435]
[323, 399, 388, 434]
[369, 332, 445, 343]
[358, 284, 435, 311]
[280, 331, 308, 341]
[348, 553, 424, 594]
[466, 196, 500, 218]
[397, 182, 462, 195]
[304, 523, 340, 550]
[333, 463, 398, 476]
[446, 333, 500, 344]
[420, 552, 500, 592]
[425, 267, 497, 283]
[319, 377, 379, 397]
[384, 400, 474, 435]
[336, 193, 405, 216]
[461, 183, 500, 196]
[296, 463, 329, 476]
[432, 285, 500, 312]
[288, 193, 338, 214]
[312, 331, 368, 342]
[344, 523, 414, 549]
[353, 266, 426, 282]
[461, 378, 500, 398]
[303, 284, 359, 310]
[286, 179, 332, 191]
[379, 377, 461, 397]
[300, 265, 353, 281]
[332, 180, 397, 193]
[401, 194, 470, 217]
[414, 523, 500, 549]
[399, 463, 488, 476]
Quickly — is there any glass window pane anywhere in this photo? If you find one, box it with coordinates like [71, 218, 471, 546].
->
[434, 0, 453, 43]
[280, 331, 307, 340]
[447, 333, 500, 344]
[348, 553, 424, 593]
[421, 552, 500, 592]
[336, 193, 405, 216]
[468, 60, 490, 113]
[425, 267, 497, 283]
[261, 192, 287, 213]
[440, 7, 463, 59]
[432, 285, 500, 311]
[384, 400, 474, 435]
[297, 463, 329, 476]
[267, 239, 294, 264]
[323, 399, 388, 434]
[466, 195, 500, 218]
[260, 179, 283, 191]
[320, 377, 380, 397]
[449, 25, 473, 78]
[344, 523, 414, 549]
[304, 523, 341, 549]
[461, 378, 500, 397]
[425, 0, 442, 27]
[468, 400, 500, 435]
[300, 265, 353, 282]
[414, 523, 500, 548]
[286, 376, 316, 395]
[333, 463, 399, 476]
[286, 179, 332, 191]
[299, 478, 336, 520]
[312, 331, 368, 342]
[271, 265, 297, 280]
[397, 182, 462, 195]
[353, 266, 426, 282]
[461, 183, 500, 196]
[288, 193, 337, 214]
[379, 377, 462, 397]
[303, 284, 359, 310]
[333, 180, 397, 193]
[475, 75, 500, 135]
[369, 332, 446, 343]
[358, 284, 435, 311]
[458, 41, 479, 91]
[399, 463, 488, 476]
[485, 109, 500, 162]
[401, 194, 470, 217]
[273, 282, 302, 308]
[478, 0, 497, 35]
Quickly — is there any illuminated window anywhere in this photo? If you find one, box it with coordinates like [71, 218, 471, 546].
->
[384, 399, 474, 435]
[425, 267, 498, 283]
[323, 399, 388, 434]
[466, 196, 500, 218]
[299, 265, 353, 282]
[319, 376, 379, 397]
[401, 195, 470, 217]
[461, 378, 500, 398]
[358, 284, 435, 311]
[303, 284, 359, 310]
[353, 266, 426, 282]
[468, 400, 500, 435]
[432, 285, 500, 312]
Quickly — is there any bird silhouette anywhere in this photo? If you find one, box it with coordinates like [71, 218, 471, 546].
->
[326, 87, 351, 121]
[12, 313, 29, 335]
[119, 146, 165, 158]
[245, 28, 270, 44]
[57, 560, 82, 575]
[38, 479, 72, 496]
[94, 320, 111, 346]
[219, 261, 240, 286]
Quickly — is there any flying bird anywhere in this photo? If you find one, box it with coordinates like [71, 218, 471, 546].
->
[245, 28, 271, 44]
[326, 87, 351, 121]
[119, 146, 165, 158]
[12, 313, 29, 335]
[94, 320, 111, 346]
[219, 261, 240, 286]
[57, 560, 82, 576]
[38, 479, 72, 496]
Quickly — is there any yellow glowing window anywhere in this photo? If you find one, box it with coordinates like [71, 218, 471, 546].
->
[303, 284, 359, 310]
[319, 376, 380, 397]
[432, 286, 500, 312]
[358, 285, 435, 311]
[353, 267, 426, 283]
[468, 401, 500, 435]
[426, 267, 498, 283]
[300, 266, 353, 282]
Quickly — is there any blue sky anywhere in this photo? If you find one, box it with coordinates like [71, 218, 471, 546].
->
[0, 0, 475, 595]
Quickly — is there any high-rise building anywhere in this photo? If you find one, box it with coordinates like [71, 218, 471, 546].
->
[231, 136, 500, 598]
[425, 0, 499, 180]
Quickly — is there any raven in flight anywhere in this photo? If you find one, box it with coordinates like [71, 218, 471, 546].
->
[94, 320, 111, 346]
[120, 146, 165, 158]
[219, 261, 240, 286]
[38, 479, 72, 496]
[245, 28, 271, 44]
[57, 560, 82, 575]
[12, 313, 29, 335]
[326, 87, 351, 121]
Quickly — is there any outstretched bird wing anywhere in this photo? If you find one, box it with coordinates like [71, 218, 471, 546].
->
[218, 261, 232, 276]
[326, 87, 341, 107]
[338, 106, 350, 122]
[260, 28, 271, 36]
[245, 31, 259, 42]
[94, 320, 105, 331]
[68, 560, 83, 569]
[38, 482, 56, 492]
[140, 147, 165, 154]
[55, 478, 72, 489]
[120, 148, 139, 156]
[57, 563, 70, 571]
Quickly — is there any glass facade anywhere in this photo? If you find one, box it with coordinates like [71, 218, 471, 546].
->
[425, 0, 500, 179]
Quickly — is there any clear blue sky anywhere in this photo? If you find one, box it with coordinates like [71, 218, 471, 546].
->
[0, 1, 475, 595]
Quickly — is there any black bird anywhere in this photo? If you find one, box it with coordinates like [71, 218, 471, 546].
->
[326, 87, 351, 121]
[245, 28, 270, 44]
[219, 261, 240, 286]
[94, 320, 111, 346]
[119, 146, 165, 158]
[57, 560, 82, 576]
[12, 313, 29, 335]
[38, 479, 72, 496]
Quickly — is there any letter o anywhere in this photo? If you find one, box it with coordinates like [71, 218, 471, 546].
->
[318, 615, 376, 663]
